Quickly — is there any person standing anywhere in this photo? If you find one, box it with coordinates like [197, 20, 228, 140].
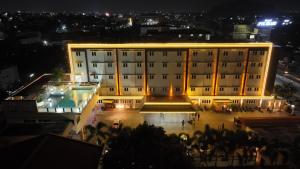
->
[181, 120, 185, 130]
[197, 113, 200, 121]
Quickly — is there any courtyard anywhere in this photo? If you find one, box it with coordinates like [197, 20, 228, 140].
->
[90, 108, 290, 135]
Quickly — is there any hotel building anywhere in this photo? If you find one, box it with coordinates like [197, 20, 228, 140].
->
[68, 43, 278, 110]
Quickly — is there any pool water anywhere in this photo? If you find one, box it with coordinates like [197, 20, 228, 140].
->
[50, 88, 93, 108]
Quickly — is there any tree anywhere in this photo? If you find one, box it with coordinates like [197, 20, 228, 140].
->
[85, 122, 109, 146]
[274, 83, 297, 103]
[51, 67, 64, 83]
[103, 122, 194, 169]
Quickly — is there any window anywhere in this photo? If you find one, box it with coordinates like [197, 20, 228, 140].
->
[208, 51, 213, 56]
[233, 100, 239, 103]
[175, 88, 180, 92]
[254, 88, 259, 91]
[191, 87, 195, 91]
[124, 88, 128, 91]
[249, 74, 254, 79]
[233, 87, 238, 91]
[219, 87, 224, 91]
[207, 63, 212, 67]
[109, 88, 114, 92]
[163, 74, 167, 79]
[123, 63, 128, 67]
[252, 51, 258, 55]
[149, 62, 154, 67]
[92, 51, 96, 56]
[124, 75, 128, 79]
[260, 51, 265, 55]
[237, 62, 242, 67]
[149, 51, 154, 56]
[251, 62, 256, 67]
[123, 51, 127, 56]
[76, 51, 81, 56]
[247, 87, 252, 91]
[109, 75, 113, 79]
[162, 62, 167, 68]
[205, 87, 210, 91]
[193, 51, 198, 56]
[107, 51, 112, 56]
[136, 100, 141, 103]
[223, 51, 228, 56]
[137, 52, 141, 56]
[137, 62, 142, 67]
[163, 51, 167, 56]
[176, 75, 181, 79]
[235, 74, 240, 79]
[137, 75, 142, 79]
[93, 63, 97, 67]
[177, 62, 181, 67]
[77, 62, 82, 67]
[177, 51, 181, 56]
[258, 63, 263, 67]
[206, 74, 211, 79]
[202, 100, 211, 103]
[238, 51, 243, 56]
[150, 74, 154, 79]
[192, 62, 197, 67]
[191, 74, 196, 79]
[163, 88, 167, 92]
[138, 88, 142, 92]
[94, 75, 98, 79]
[256, 75, 261, 79]
[222, 62, 227, 67]
[221, 74, 225, 79]
[108, 63, 112, 67]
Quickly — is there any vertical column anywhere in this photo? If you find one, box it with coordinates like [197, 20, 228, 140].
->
[241, 49, 250, 95]
[144, 49, 148, 96]
[84, 49, 90, 82]
[184, 49, 189, 95]
[115, 49, 120, 96]
[213, 49, 220, 96]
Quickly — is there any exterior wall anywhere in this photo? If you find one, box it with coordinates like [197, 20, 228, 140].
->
[69, 43, 276, 105]
[72, 50, 88, 82]
[86, 49, 118, 95]
[188, 49, 216, 96]
[146, 50, 186, 96]
[118, 49, 145, 96]
[244, 48, 269, 96]
[216, 48, 247, 96]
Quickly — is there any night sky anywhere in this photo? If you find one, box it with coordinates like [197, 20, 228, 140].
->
[0, 0, 300, 12]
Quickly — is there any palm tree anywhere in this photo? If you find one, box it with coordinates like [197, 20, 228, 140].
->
[84, 122, 109, 146]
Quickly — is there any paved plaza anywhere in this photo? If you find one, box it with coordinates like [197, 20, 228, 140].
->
[92, 108, 290, 135]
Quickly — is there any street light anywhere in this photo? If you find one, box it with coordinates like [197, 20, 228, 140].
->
[29, 73, 35, 81]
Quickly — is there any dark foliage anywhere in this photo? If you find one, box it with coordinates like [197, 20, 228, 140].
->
[103, 122, 194, 169]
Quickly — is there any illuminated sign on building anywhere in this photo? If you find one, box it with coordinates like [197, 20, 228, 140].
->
[257, 19, 277, 27]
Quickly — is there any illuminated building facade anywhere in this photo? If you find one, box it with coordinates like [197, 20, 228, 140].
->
[68, 43, 277, 109]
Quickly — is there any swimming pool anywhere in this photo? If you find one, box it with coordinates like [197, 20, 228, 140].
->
[38, 86, 95, 113]
[56, 88, 93, 108]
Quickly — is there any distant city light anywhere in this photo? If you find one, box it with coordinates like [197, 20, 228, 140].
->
[257, 19, 277, 27]
[29, 73, 35, 78]
[105, 12, 110, 17]
[42, 40, 48, 46]
[282, 19, 292, 26]
[128, 17, 133, 27]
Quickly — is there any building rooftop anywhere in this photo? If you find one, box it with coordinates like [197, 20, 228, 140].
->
[0, 134, 101, 169]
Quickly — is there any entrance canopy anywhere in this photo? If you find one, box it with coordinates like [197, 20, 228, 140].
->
[213, 99, 232, 103]
[140, 105, 196, 114]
